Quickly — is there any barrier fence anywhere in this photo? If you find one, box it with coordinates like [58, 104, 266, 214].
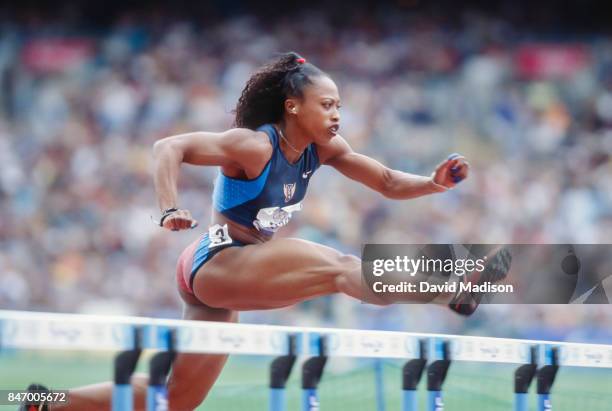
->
[1, 310, 611, 411]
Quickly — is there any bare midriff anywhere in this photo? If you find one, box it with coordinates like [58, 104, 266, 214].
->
[211, 209, 272, 245]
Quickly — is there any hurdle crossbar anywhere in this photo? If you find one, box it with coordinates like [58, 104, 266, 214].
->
[1, 310, 611, 369]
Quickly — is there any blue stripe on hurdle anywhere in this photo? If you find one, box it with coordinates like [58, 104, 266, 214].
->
[112, 384, 132, 411]
[538, 393, 552, 411]
[269, 388, 286, 411]
[514, 393, 528, 411]
[308, 332, 322, 355]
[374, 359, 386, 411]
[402, 390, 417, 411]
[147, 385, 168, 411]
[428, 390, 444, 411]
[302, 388, 320, 411]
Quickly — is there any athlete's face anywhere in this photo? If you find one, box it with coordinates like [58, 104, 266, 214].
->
[287, 76, 341, 144]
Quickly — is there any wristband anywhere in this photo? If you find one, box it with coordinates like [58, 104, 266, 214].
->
[159, 208, 179, 227]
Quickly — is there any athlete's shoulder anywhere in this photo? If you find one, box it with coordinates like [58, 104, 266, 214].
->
[224, 127, 272, 158]
[222, 127, 265, 144]
[314, 134, 352, 165]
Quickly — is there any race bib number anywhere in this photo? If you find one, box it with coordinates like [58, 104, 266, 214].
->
[208, 224, 232, 248]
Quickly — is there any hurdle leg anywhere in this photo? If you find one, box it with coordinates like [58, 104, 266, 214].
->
[374, 359, 386, 411]
[536, 347, 559, 411]
[514, 345, 537, 411]
[402, 340, 427, 411]
[269, 335, 297, 411]
[147, 329, 176, 411]
[113, 327, 142, 411]
[427, 340, 451, 411]
[302, 335, 327, 411]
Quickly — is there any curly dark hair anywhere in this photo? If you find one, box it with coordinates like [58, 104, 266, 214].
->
[233, 52, 326, 130]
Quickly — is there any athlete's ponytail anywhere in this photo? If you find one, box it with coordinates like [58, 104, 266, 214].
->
[233, 52, 325, 130]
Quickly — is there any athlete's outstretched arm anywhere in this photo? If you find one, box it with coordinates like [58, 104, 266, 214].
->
[152, 128, 270, 230]
[318, 135, 469, 199]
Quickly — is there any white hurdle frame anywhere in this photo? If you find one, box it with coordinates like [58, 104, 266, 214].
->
[1, 310, 611, 410]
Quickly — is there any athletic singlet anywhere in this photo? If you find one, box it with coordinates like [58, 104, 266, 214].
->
[212, 124, 320, 235]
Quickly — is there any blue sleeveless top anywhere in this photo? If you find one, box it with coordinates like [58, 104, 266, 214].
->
[212, 124, 320, 234]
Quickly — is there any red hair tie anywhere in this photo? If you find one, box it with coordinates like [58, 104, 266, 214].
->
[296, 58, 306, 64]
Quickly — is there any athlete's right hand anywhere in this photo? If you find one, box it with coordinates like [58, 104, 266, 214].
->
[161, 209, 198, 231]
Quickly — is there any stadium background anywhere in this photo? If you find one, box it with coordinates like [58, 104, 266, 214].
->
[0, 1, 611, 408]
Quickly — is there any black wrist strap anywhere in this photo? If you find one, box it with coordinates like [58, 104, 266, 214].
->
[159, 207, 179, 227]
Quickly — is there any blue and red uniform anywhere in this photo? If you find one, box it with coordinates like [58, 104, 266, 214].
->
[176, 124, 321, 295]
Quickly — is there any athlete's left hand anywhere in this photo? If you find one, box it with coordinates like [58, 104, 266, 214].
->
[431, 153, 470, 189]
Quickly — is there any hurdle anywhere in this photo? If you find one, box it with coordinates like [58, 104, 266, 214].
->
[514, 345, 537, 411]
[401, 339, 426, 411]
[269, 334, 297, 411]
[147, 328, 176, 411]
[2, 310, 612, 410]
[427, 339, 451, 411]
[113, 327, 142, 411]
[536, 346, 558, 411]
[301, 334, 327, 411]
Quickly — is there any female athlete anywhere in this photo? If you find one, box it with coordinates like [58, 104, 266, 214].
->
[24, 52, 470, 411]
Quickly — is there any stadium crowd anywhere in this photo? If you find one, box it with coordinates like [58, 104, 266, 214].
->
[1, 4, 611, 342]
